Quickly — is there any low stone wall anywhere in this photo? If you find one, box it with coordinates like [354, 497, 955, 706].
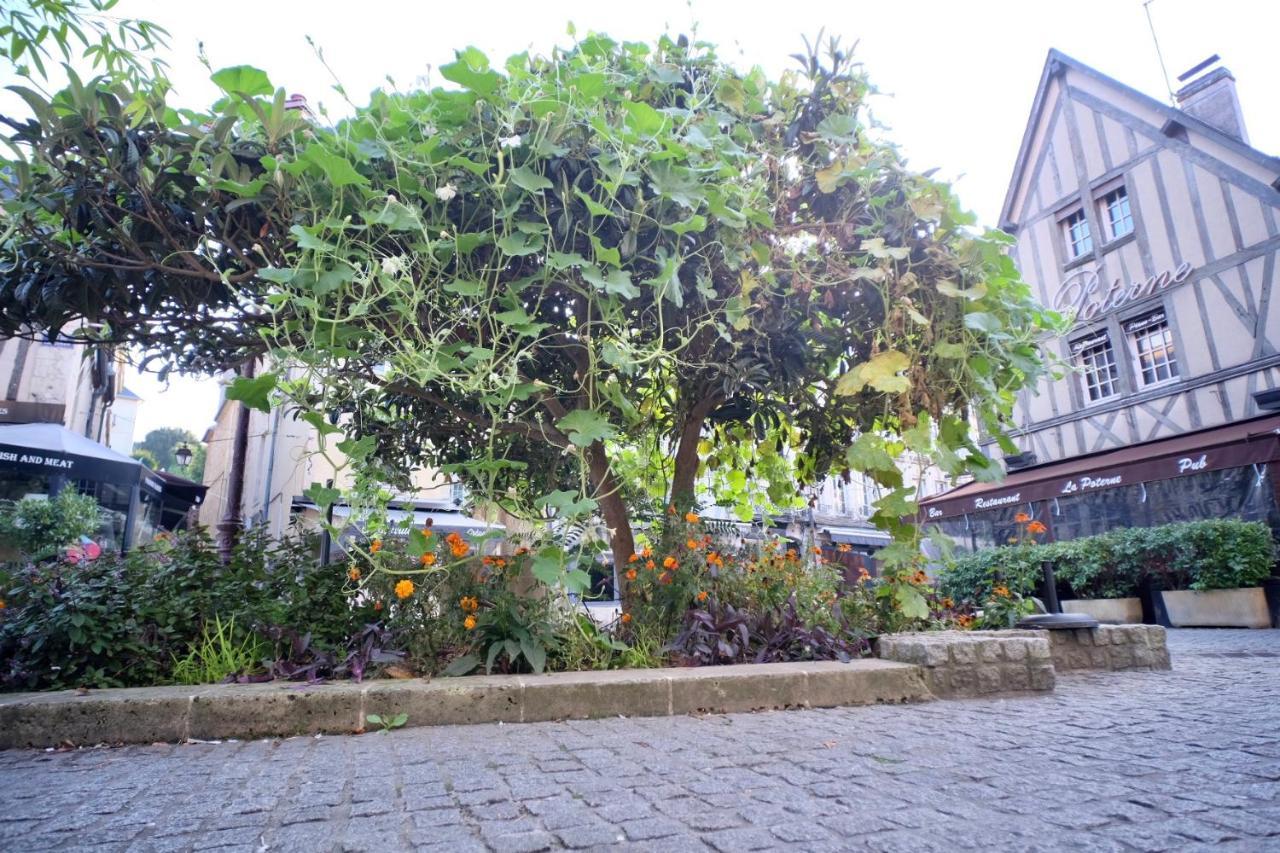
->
[876, 631, 1055, 699]
[1048, 625, 1171, 671]
[0, 659, 931, 749]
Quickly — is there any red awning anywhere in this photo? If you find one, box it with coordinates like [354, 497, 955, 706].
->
[919, 414, 1280, 521]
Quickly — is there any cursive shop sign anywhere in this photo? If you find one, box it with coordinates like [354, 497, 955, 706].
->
[1053, 261, 1193, 322]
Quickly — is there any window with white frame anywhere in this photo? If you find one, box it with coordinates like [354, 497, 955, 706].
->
[1126, 311, 1178, 385]
[1072, 332, 1119, 401]
[1100, 186, 1133, 240]
[1063, 209, 1093, 259]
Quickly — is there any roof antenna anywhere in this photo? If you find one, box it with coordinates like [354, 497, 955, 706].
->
[1142, 0, 1176, 104]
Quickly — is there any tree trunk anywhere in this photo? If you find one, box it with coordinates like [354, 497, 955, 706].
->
[584, 441, 636, 605]
[669, 411, 706, 514]
[669, 395, 719, 513]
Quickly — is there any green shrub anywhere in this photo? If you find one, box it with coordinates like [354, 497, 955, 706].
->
[0, 529, 373, 690]
[940, 519, 1277, 603]
[0, 491, 102, 562]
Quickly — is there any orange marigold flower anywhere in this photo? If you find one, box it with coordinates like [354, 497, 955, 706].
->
[0, 598, 6, 610]
[993, 585, 1010, 598]
[394, 579, 415, 599]
[515, 546, 530, 556]
[369, 539, 383, 554]
[464, 615, 477, 630]
[625, 568, 638, 581]
[685, 511, 700, 524]
[813, 547, 822, 555]
[641, 547, 653, 558]
[420, 553, 437, 567]
[620, 612, 632, 624]
[460, 596, 479, 612]
[347, 566, 361, 581]
[663, 556, 677, 569]
[659, 572, 673, 584]
[1027, 520, 1048, 535]
[373, 600, 384, 612]
[645, 559, 656, 570]
[686, 538, 699, 550]
[1014, 512, 1031, 524]
[628, 553, 640, 563]
[696, 590, 708, 602]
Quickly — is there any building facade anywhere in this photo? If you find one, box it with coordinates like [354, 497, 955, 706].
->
[921, 51, 1280, 551]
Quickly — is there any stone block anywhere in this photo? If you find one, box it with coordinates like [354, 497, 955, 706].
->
[949, 668, 977, 696]
[1030, 665, 1055, 691]
[668, 664, 807, 715]
[975, 666, 1004, 694]
[1109, 646, 1134, 669]
[1074, 629, 1094, 646]
[949, 641, 978, 665]
[921, 643, 950, 668]
[0, 686, 195, 749]
[1003, 666, 1031, 692]
[519, 670, 671, 722]
[1027, 638, 1052, 660]
[1002, 639, 1028, 661]
[978, 641, 1003, 663]
[803, 660, 931, 707]
[190, 682, 364, 740]
[1089, 648, 1109, 668]
[1132, 646, 1154, 669]
[364, 677, 523, 727]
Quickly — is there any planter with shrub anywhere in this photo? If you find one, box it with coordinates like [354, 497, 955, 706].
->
[940, 519, 1277, 628]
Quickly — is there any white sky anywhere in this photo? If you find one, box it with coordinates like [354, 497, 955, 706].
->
[88, 1, 1280, 438]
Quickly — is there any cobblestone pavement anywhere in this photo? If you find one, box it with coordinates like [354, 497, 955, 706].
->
[2, 629, 1278, 852]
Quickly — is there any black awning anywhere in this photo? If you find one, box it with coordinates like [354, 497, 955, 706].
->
[919, 414, 1280, 521]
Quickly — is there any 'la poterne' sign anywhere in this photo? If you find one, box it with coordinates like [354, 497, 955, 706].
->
[1053, 260, 1193, 321]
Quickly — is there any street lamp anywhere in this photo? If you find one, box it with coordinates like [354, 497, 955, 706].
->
[174, 443, 194, 469]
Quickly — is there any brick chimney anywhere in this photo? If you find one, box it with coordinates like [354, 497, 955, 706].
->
[1174, 57, 1249, 144]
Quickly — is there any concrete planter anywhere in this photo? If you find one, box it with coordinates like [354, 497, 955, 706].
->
[1160, 587, 1272, 628]
[1061, 597, 1143, 624]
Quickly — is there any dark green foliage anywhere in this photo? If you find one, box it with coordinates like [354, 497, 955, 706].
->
[939, 520, 1277, 604]
[0, 529, 378, 690]
[0, 491, 102, 562]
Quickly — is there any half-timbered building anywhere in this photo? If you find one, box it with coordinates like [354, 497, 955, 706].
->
[920, 50, 1280, 551]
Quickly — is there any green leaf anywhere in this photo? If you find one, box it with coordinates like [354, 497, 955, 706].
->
[574, 189, 616, 218]
[846, 434, 897, 473]
[510, 166, 552, 192]
[816, 113, 860, 143]
[964, 312, 1003, 334]
[536, 490, 599, 517]
[289, 224, 336, 252]
[861, 238, 910, 261]
[934, 341, 967, 359]
[365, 713, 383, 725]
[439, 47, 502, 97]
[664, 214, 707, 235]
[442, 654, 479, 677]
[895, 585, 930, 621]
[555, 410, 617, 447]
[211, 65, 273, 97]
[304, 482, 341, 512]
[532, 546, 566, 587]
[496, 231, 542, 256]
[520, 638, 546, 674]
[225, 373, 278, 412]
[363, 197, 420, 230]
[623, 100, 665, 135]
[581, 266, 639, 299]
[301, 144, 368, 188]
[390, 713, 408, 728]
[443, 279, 485, 297]
[336, 435, 376, 462]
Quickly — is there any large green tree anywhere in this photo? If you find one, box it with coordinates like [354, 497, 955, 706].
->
[0, 9, 1059, 598]
[133, 427, 204, 480]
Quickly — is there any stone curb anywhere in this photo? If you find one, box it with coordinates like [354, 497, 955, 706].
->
[0, 658, 931, 749]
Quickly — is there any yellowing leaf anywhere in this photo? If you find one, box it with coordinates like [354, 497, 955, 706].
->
[835, 350, 912, 396]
